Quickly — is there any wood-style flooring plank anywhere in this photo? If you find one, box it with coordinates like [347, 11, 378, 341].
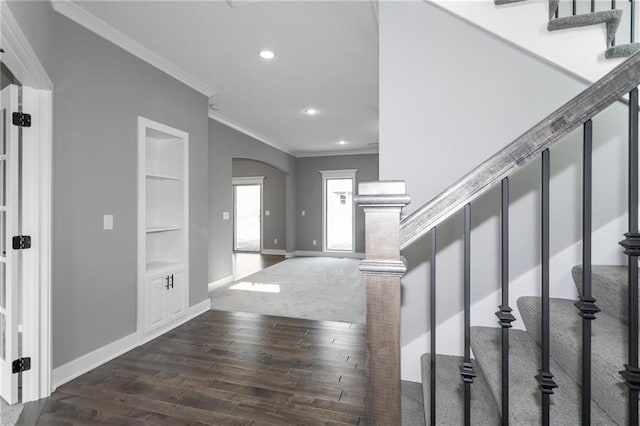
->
[27, 310, 367, 425]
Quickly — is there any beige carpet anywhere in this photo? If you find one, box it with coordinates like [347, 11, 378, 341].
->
[210, 257, 365, 324]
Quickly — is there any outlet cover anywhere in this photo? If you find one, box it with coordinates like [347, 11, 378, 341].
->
[223, 211, 230, 220]
[312, 240, 317, 246]
[274, 238, 278, 244]
[103, 214, 113, 230]
[301, 210, 306, 216]
[265, 210, 271, 216]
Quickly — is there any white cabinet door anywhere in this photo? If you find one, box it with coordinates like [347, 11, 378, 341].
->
[146, 275, 166, 332]
[166, 272, 184, 322]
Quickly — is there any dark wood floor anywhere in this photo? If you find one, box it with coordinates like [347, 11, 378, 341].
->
[232, 253, 285, 282]
[27, 310, 367, 425]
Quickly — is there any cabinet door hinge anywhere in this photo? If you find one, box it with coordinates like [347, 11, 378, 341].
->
[12, 112, 31, 128]
[12, 357, 31, 374]
[13, 235, 31, 250]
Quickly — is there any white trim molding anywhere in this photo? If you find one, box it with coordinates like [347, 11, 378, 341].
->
[52, 0, 214, 96]
[52, 332, 139, 391]
[261, 249, 286, 256]
[208, 275, 234, 291]
[320, 169, 358, 254]
[52, 298, 211, 390]
[296, 147, 379, 158]
[293, 250, 365, 259]
[1, 4, 53, 89]
[209, 112, 294, 156]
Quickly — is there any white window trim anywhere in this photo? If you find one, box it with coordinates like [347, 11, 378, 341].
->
[232, 176, 264, 253]
[320, 169, 357, 254]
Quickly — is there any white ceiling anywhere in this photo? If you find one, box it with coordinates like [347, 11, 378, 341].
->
[54, 0, 379, 156]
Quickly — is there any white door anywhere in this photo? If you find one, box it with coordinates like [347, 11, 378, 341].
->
[165, 272, 184, 322]
[146, 275, 166, 332]
[0, 85, 21, 404]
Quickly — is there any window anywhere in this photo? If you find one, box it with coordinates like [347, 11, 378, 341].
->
[320, 169, 357, 252]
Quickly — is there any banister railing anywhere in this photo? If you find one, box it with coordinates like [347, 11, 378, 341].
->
[399, 49, 640, 250]
[359, 49, 640, 426]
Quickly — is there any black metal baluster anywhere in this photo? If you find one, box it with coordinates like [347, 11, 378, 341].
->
[575, 120, 600, 426]
[430, 227, 437, 426]
[536, 149, 558, 426]
[620, 87, 640, 426]
[496, 178, 516, 425]
[460, 204, 476, 426]
[573, 0, 577, 16]
[591, 0, 595, 13]
[613, 0, 617, 45]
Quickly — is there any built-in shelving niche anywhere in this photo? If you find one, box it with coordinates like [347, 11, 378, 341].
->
[138, 117, 189, 337]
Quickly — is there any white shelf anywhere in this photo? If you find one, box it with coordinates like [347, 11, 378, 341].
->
[146, 173, 182, 181]
[146, 226, 183, 233]
[146, 261, 183, 276]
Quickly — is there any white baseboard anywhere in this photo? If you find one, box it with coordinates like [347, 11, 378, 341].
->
[139, 298, 211, 344]
[285, 251, 296, 258]
[261, 249, 286, 255]
[208, 274, 234, 291]
[52, 332, 138, 391]
[51, 298, 211, 391]
[293, 250, 365, 259]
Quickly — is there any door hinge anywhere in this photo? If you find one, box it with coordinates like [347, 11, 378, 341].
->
[12, 112, 31, 128]
[12, 235, 31, 250]
[12, 357, 31, 374]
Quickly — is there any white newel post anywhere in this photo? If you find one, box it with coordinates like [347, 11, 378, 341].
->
[355, 181, 410, 426]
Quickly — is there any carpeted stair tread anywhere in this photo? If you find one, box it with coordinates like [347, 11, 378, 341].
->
[547, 10, 623, 46]
[420, 353, 499, 425]
[572, 265, 630, 324]
[606, 43, 640, 58]
[518, 296, 630, 425]
[401, 380, 426, 426]
[470, 326, 615, 425]
[494, 0, 527, 5]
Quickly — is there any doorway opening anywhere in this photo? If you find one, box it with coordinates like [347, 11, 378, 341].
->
[233, 177, 264, 253]
[321, 169, 356, 253]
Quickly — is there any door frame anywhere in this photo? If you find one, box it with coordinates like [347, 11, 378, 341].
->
[2, 3, 54, 401]
[232, 176, 264, 253]
[320, 169, 357, 253]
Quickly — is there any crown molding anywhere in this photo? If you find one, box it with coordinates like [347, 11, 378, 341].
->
[295, 147, 379, 158]
[208, 111, 295, 156]
[2, 3, 53, 89]
[51, 0, 215, 96]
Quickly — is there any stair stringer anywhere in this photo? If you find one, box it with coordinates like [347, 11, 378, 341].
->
[428, 0, 624, 84]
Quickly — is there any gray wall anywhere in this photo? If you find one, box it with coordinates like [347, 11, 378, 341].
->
[209, 119, 296, 282]
[380, 0, 629, 380]
[5, 1, 54, 79]
[232, 159, 286, 252]
[295, 154, 379, 253]
[52, 14, 209, 368]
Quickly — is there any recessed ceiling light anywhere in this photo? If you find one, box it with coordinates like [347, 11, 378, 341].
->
[303, 108, 318, 116]
[258, 49, 276, 60]
[337, 140, 348, 145]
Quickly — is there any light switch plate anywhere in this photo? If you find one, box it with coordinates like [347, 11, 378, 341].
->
[103, 214, 113, 230]
[265, 210, 271, 216]
[223, 211, 230, 220]
[301, 210, 306, 216]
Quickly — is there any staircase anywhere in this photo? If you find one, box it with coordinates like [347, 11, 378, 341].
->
[417, 265, 630, 424]
[356, 24, 640, 426]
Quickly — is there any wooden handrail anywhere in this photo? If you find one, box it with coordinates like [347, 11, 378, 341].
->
[400, 50, 640, 250]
